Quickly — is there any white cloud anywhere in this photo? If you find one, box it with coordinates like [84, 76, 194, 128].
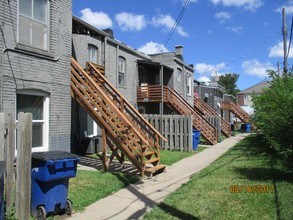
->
[227, 26, 243, 33]
[269, 41, 293, 58]
[198, 76, 211, 83]
[194, 62, 226, 74]
[242, 59, 275, 78]
[214, 12, 231, 23]
[115, 12, 147, 31]
[152, 14, 189, 37]
[80, 8, 113, 29]
[211, 0, 263, 11]
[137, 41, 169, 54]
[275, 3, 293, 14]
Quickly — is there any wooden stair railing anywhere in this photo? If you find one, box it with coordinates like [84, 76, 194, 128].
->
[220, 101, 251, 123]
[70, 58, 167, 177]
[137, 85, 218, 145]
[194, 96, 231, 137]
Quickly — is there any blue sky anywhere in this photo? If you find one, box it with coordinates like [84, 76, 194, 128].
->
[72, 0, 293, 90]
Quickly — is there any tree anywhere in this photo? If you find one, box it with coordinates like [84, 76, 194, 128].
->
[253, 70, 293, 166]
[218, 73, 240, 96]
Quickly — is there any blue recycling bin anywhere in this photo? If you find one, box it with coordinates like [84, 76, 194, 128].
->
[192, 130, 201, 151]
[245, 123, 251, 133]
[31, 151, 79, 219]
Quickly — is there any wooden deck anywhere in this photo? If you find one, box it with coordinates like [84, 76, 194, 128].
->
[137, 85, 218, 145]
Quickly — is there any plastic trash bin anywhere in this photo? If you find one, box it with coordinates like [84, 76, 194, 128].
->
[31, 151, 79, 219]
[245, 123, 251, 133]
[192, 130, 201, 151]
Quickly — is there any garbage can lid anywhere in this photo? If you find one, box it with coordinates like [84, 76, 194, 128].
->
[32, 151, 79, 161]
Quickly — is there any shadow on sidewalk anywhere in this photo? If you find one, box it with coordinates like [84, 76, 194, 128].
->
[78, 155, 141, 176]
[103, 173, 200, 220]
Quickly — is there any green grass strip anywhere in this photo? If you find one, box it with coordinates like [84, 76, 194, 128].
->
[143, 134, 293, 220]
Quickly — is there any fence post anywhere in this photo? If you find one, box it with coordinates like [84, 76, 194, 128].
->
[0, 113, 5, 220]
[5, 112, 15, 209]
[188, 115, 193, 152]
[16, 112, 32, 220]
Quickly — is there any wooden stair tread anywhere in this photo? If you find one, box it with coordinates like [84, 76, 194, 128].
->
[145, 164, 166, 173]
[143, 150, 154, 157]
[144, 157, 159, 164]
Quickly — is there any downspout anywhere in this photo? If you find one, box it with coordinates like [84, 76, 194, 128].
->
[116, 44, 119, 88]
[103, 36, 107, 70]
[160, 65, 163, 146]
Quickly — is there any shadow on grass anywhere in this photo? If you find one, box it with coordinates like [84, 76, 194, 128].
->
[155, 203, 200, 220]
[234, 167, 293, 183]
[233, 134, 292, 220]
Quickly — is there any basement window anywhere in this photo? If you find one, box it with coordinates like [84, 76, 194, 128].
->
[17, 91, 49, 151]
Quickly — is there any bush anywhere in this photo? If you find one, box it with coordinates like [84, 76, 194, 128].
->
[252, 72, 293, 166]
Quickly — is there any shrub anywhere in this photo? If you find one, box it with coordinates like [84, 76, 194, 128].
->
[252, 72, 293, 166]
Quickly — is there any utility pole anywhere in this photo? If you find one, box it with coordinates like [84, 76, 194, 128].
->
[282, 8, 288, 75]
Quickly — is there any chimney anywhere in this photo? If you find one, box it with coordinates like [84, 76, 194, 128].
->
[103, 28, 114, 39]
[175, 45, 184, 61]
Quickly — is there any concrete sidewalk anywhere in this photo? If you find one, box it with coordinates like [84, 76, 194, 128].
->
[66, 133, 248, 220]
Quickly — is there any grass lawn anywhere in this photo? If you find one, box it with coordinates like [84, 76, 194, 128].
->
[68, 171, 139, 212]
[143, 134, 293, 220]
[68, 147, 206, 212]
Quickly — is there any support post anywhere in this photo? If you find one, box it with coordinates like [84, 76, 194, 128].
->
[5, 113, 15, 209]
[102, 127, 108, 171]
[16, 113, 32, 220]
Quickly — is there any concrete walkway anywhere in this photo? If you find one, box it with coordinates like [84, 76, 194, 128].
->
[66, 133, 248, 220]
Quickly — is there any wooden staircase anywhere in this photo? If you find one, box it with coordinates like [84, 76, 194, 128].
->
[220, 101, 251, 123]
[70, 58, 167, 177]
[194, 96, 231, 137]
[137, 85, 218, 145]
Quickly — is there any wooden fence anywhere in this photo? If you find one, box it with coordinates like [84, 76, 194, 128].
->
[143, 114, 193, 152]
[0, 112, 32, 220]
[205, 115, 221, 140]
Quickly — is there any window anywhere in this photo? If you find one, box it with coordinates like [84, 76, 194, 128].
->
[88, 45, 98, 64]
[17, 91, 49, 150]
[18, 0, 49, 50]
[118, 56, 126, 86]
[86, 114, 98, 137]
[138, 66, 146, 84]
[186, 74, 192, 96]
[176, 68, 182, 82]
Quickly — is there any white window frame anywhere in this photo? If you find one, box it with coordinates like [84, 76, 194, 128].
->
[17, 0, 50, 51]
[118, 56, 126, 87]
[16, 90, 49, 153]
[86, 114, 98, 138]
[88, 44, 99, 64]
[186, 74, 192, 96]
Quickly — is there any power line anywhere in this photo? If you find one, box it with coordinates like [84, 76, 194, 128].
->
[196, 31, 281, 75]
[156, 0, 190, 53]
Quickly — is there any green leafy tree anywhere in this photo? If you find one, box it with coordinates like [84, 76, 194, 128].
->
[253, 70, 293, 166]
[218, 73, 240, 96]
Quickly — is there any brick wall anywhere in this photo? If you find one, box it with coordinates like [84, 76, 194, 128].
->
[0, 0, 72, 151]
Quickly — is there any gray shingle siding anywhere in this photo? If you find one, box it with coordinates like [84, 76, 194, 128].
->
[0, 0, 72, 152]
